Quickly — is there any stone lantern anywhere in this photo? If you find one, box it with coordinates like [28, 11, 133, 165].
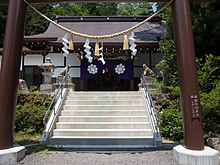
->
[38, 57, 56, 91]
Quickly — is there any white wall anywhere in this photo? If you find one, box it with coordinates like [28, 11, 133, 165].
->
[47, 53, 81, 78]
[47, 53, 80, 67]
[66, 53, 80, 66]
[24, 55, 43, 66]
[52, 68, 80, 78]
[47, 53, 64, 66]
[69, 68, 80, 77]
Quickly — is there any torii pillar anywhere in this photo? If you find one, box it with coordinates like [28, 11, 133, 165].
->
[172, 0, 219, 164]
[172, 0, 204, 150]
[0, 0, 27, 149]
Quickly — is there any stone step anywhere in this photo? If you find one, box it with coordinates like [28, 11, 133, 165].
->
[64, 100, 144, 105]
[49, 136, 154, 147]
[66, 95, 144, 101]
[45, 90, 161, 149]
[56, 122, 151, 129]
[67, 91, 142, 96]
[62, 105, 146, 110]
[53, 129, 153, 136]
[60, 110, 148, 116]
[58, 116, 149, 122]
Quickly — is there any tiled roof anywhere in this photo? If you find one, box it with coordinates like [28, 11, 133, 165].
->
[25, 16, 165, 44]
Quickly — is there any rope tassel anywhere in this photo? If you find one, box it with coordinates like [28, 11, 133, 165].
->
[94, 40, 100, 56]
[123, 35, 129, 50]
[69, 33, 74, 50]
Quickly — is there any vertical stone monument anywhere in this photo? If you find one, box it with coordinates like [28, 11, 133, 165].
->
[38, 57, 56, 91]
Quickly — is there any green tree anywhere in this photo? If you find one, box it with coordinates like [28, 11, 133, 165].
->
[197, 54, 220, 93]
[82, 3, 118, 16]
[191, 2, 220, 57]
[200, 80, 220, 137]
[53, 3, 89, 16]
[0, 5, 7, 47]
[156, 7, 178, 86]
[25, 4, 54, 36]
[117, 3, 152, 16]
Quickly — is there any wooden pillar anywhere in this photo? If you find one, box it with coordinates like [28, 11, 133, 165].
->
[172, 0, 204, 150]
[22, 54, 25, 80]
[80, 79, 84, 91]
[149, 50, 152, 68]
[130, 80, 134, 91]
[0, 0, 27, 149]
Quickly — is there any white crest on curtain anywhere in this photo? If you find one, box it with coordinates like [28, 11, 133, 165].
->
[115, 63, 126, 74]
[87, 64, 98, 74]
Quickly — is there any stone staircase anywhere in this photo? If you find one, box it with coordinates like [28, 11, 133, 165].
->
[48, 91, 158, 150]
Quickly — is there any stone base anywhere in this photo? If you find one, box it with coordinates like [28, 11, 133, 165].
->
[173, 145, 219, 165]
[40, 84, 53, 91]
[0, 146, 25, 165]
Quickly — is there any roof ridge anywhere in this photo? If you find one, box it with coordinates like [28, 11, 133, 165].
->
[56, 15, 162, 23]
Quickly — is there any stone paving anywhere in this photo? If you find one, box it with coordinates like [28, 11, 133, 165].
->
[17, 150, 180, 165]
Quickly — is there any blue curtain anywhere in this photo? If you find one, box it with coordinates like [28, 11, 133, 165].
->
[81, 60, 134, 80]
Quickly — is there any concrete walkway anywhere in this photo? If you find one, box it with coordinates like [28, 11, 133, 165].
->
[17, 150, 179, 165]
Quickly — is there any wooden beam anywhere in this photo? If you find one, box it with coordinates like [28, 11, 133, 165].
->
[0, 0, 216, 4]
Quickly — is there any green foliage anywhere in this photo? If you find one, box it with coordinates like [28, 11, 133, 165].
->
[29, 85, 40, 92]
[82, 3, 118, 16]
[160, 85, 180, 97]
[200, 81, 220, 137]
[156, 7, 178, 86]
[53, 3, 89, 16]
[155, 89, 182, 141]
[53, 2, 152, 17]
[197, 54, 220, 93]
[191, 2, 220, 57]
[0, 5, 7, 47]
[14, 132, 41, 145]
[25, 4, 55, 36]
[117, 3, 152, 16]
[15, 93, 52, 134]
[159, 108, 183, 142]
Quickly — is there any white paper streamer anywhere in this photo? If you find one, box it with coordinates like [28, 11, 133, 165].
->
[128, 32, 137, 56]
[98, 43, 106, 65]
[83, 39, 93, 63]
[62, 33, 70, 57]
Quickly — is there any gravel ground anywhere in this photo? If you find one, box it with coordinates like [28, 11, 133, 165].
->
[17, 150, 179, 165]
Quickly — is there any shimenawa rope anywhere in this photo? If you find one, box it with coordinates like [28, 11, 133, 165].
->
[23, 0, 173, 40]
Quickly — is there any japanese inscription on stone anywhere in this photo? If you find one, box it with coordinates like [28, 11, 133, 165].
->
[191, 95, 200, 119]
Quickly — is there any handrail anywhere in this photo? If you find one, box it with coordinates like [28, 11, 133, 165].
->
[43, 72, 69, 126]
[141, 74, 159, 137]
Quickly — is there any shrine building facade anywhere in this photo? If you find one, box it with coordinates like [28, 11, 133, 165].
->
[0, 16, 165, 91]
